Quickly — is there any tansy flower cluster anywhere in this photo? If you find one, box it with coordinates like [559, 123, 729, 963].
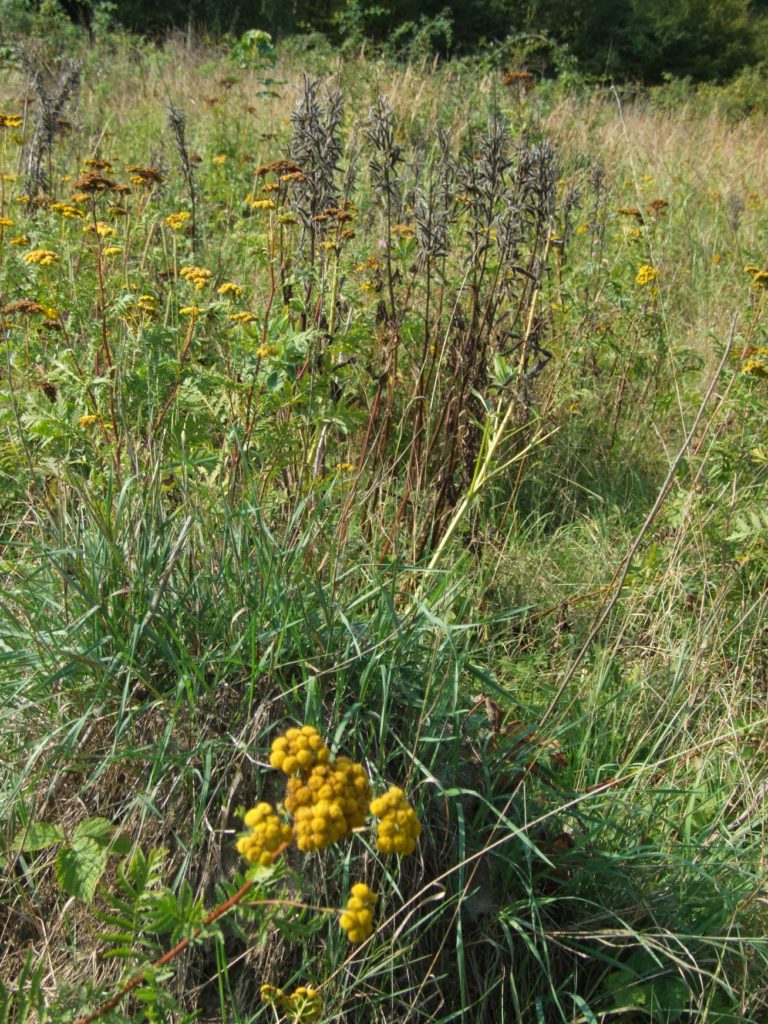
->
[370, 786, 422, 855]
[284, 756, 371, 852]
[339, 883, 378, 943]
[166, 211, 191, 230]
[260, 984, 322, 1023]
[635, 264, 658, 287]
[180, 265, 212, 290]
[23, 249, 60, 266]
[236, 803, 293, 866]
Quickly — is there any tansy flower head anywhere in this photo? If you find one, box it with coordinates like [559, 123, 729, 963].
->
[23, 249, 60, 266]
[284, 987, 322, 1024]
[742, 359, 768, 379]
[635, 264, 658, 287]
[166, 211, 191, 230]
[0, 113, 22, 129]
[228, 311, 257, 324]
[340, 883, 377, 943]
[218, 281, 243, 296]
[11, 235, 29, 246]
[104, 246, 122, 256]
[369, 785, 421, 855]
[84, 220, 116, 237]
[284, 757, 370, 851]
[270, 725, 330, 775]
[236, 802, 293, 866]
[180, 265, 212, 289]
[78, 414, 100, 427]
[0, 216, 12, 227]
[248, 197, 275, 210]
[50, 202, 83, 219]
[137, 295, 157, 311]
[212, 154, 228, 164]
[179, 306, 203, 316]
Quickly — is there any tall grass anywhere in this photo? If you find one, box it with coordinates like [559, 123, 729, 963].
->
[1, 28, 768, 1023]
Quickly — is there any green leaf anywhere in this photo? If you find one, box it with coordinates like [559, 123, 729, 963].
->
[11, 822, 65, 853]
[72, 816, 113, 845]
[55, 838, 108, 903]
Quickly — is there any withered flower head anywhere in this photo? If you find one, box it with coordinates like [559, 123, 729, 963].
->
[126, 165, 163, 186]
[72, 171, 117, 194]
[3, 300, 47, 315]
[255, 159, 303, 177]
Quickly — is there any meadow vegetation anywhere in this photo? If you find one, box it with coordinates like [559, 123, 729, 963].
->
[1, 23, 768, 1024]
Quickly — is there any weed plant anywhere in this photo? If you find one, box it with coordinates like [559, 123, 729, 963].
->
[1, 28, 768, 1024]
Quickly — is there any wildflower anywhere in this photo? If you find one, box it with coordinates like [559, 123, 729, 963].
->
[260, 985, 284, 1005]
[270, 725, 330, 775]
[0, 113, 22, 129]
[646, 198, 668, 216]
[228, 311, 257, 324]
[16, 195, 30, 204]
[166, 211, 191, 230]
[277, 214, 298, 225]
[742, 359, 768, 379]
[369, 786, 421, 855]
[23, 249, 60, 266]
[104, 246, 122, 256]
[616, 206, 644, 223]
[78, 415, 99, 427]
[752, 270, 768, 288]
[218, 281, 243, 297]
[284, 987, 322, 1024]
[340, 883, 377, 943]
[0, 216, 12, 227]
[127, 165, 163, 186]
[319, 240, 338, 251]
[72, 171, 117, 194]
[50, 202, 83, 219]
[255, 159, 302, 177]
[180, 265, 212, 290]
[279, 171, 305, 182]
[84, 221, 116, 237]
[575, 224, 588, 235]
[11, 235, 29, 246]
[635, 264, 658, 287]
[212, 154, 228, 164]
[83, 157, 114, 172]
[179, 306, 203, 316]
[335, 462, 355, 473]
[262, 182, 279, 192]
[248, 197, 275, 210]
[137, 295, 157, 312]
[236, 802, 293, 867]
[284, 757, 370, 852]
[2, 300, 47, 315]
[257, 344, 276, 356]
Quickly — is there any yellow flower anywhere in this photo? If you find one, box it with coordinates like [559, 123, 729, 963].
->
[179, 305, 203, 316]
[284, 757, 370, 852]
[0, 113, 23, 129]
[166, 211, 191, 230]
[180, 265, 212, 290]
[236, 802, 293, 867]
[742, 359, 768, 379]
[340, 883, 377, 943]
[248, 198, 275, 210]
[84, 220, 116, 237]
[257, 344, 277, 357]
[635, 264, 658, 287]
[50, 202, 83, 219]
[0, 216, 12, 227]
[78, 414, 100, 427]
[137, 295, 157, 312]
[270, 725, 330, 776]
[369, 785, 421, 855]
[104, 246, 122, 256]
[229, 311, 257, 324]
[218, 281, 243, 296]
[284, 987, 322, 1024]
[11, 235, 29, 246]
[212, 154, 228, 164]
[23, 249, 60, 266]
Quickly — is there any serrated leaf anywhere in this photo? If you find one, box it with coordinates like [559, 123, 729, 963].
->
[12, 822, 65, 853]
[72, 817, 113, 845]
[56, 838, 108, 903]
